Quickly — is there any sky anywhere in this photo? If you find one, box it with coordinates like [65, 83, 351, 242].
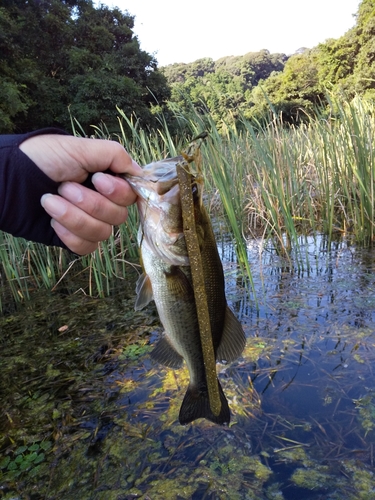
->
[96, 0, 361, 66]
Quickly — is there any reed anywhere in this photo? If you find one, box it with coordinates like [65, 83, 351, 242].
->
[199, 118, 257, 294]
[2, 94, 375, 309]
[217, 95, 375, 251]
[0, 210, 139, 309]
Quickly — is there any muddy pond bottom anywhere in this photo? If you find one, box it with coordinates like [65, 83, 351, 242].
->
[1, 235, 375, 499]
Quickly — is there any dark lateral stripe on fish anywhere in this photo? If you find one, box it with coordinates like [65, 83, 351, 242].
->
[179, 380, 230, 425]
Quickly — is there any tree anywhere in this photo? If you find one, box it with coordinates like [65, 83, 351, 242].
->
[246, 0, 375, 124]
[0, 0, 170, 133]
[164, 50, 288, 128]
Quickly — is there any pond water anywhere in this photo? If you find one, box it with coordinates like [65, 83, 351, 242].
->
[1, 234, 375, 499]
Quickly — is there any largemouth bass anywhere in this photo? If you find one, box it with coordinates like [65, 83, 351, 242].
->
[125, 148, 246, 425]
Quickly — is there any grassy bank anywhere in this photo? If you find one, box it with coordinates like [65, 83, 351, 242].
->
[1, 95, 375, 307]
[198, 96, 375, 247]
[0, 210, 139, 311]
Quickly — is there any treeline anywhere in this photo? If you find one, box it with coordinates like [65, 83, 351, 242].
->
[0, 0, 169, 133]
[250, 0, 375, 123]
[163, 0, 375, 125]
[162, 51, 288, 125]
[1, 0, 374, 134]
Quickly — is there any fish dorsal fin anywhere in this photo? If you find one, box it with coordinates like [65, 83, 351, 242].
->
[151, 335, 184, 368]
[216, 305, 246, 364]
[134, 273, 154, 311]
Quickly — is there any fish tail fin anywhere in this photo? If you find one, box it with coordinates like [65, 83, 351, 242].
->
[179, 379, 230, 425]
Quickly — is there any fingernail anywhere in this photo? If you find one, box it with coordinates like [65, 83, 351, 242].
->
[51, 219, 68, 235]
[92, 172, 114, 195]
[132, 160, 142, 172]
[58, 183, 83, 203]
[41, 194, 67, 217]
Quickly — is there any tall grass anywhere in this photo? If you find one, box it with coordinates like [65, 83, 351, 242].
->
[0, 209, 139, 311]
[204, 96, 375, 254]
[1, 94, 375, 309]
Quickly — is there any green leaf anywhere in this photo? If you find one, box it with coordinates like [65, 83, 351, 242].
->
[0, 456, 10, 469]
[25, 452, 38, 462]
[14, 445, 28, 455]
[19, 460, 31, 471]
[7, 461, 18, 471]
[40, 441, 52, 451]
[29, 464, 42, 477]
[34, 453, 45, 464]
[14, 455, 24, 464]
[6, 469, 22, 479]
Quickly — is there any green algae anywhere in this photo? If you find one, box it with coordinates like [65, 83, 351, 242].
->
[137, 477, 196, 500]
[119, 340, 152, 361]
[291, 466, 334, 490]
[354, 391, 375, 435]
[1, 239, 375, 499]
[340, 461, 375, 500]
[276, 446, 313, 466]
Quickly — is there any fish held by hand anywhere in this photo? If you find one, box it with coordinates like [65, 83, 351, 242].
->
[124, 147, 246, 425]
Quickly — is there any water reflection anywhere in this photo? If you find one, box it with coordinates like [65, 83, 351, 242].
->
[217, 234, 375, 497]
[1, 235, 375, 499]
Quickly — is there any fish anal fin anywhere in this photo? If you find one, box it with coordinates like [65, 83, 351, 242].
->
[164, 266, 194, 299]
[134, 273, 153, 311]
[151, 335, 184, 369]
[179, 379, 230, 425]
[216, 305, 246, 364]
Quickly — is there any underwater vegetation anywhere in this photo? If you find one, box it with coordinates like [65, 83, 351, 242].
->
[1, 235, 375, 499]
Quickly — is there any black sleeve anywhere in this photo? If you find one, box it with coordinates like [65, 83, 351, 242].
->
[0, 128, 72, 248]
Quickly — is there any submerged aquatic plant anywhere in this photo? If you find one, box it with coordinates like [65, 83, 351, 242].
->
[0, 441, 52, 483]
[290, 465, 333, 491]
[2, 236, 375, 498]
[354, 391, 375, 436]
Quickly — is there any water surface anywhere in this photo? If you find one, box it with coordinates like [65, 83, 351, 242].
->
[1, 235, 375, 499]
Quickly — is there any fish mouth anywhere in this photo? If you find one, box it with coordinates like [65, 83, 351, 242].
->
[125, 157, 183, 201]
[124, 157, 186, 261]
[125, 156, 204, 207]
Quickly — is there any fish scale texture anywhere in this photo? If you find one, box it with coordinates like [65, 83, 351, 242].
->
[125, 152, 246, 424]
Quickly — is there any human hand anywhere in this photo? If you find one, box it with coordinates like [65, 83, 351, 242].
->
[19, 134, 142, 255]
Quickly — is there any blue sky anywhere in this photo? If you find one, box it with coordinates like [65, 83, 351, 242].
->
[97, 0, 361, 66]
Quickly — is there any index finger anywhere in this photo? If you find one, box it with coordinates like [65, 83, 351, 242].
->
[76, 139, 143, 177]
[20, 134, 143, 184]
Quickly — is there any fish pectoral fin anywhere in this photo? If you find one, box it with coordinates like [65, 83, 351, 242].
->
[216, 305, 246, 363]
[134, 273, 154, 311]
[164, 266, 194, 299]
[179, 379, 230, 425]
[151, 335, 184, 368]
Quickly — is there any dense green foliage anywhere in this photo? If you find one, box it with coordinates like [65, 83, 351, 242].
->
[163, 50, 288, 125]
[1, 0, 374, 133]
[163, 0, 375, 125]
[0, 0, 170, 133]
[2, 94, 375, 308]
[250, 0, 375, 122]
